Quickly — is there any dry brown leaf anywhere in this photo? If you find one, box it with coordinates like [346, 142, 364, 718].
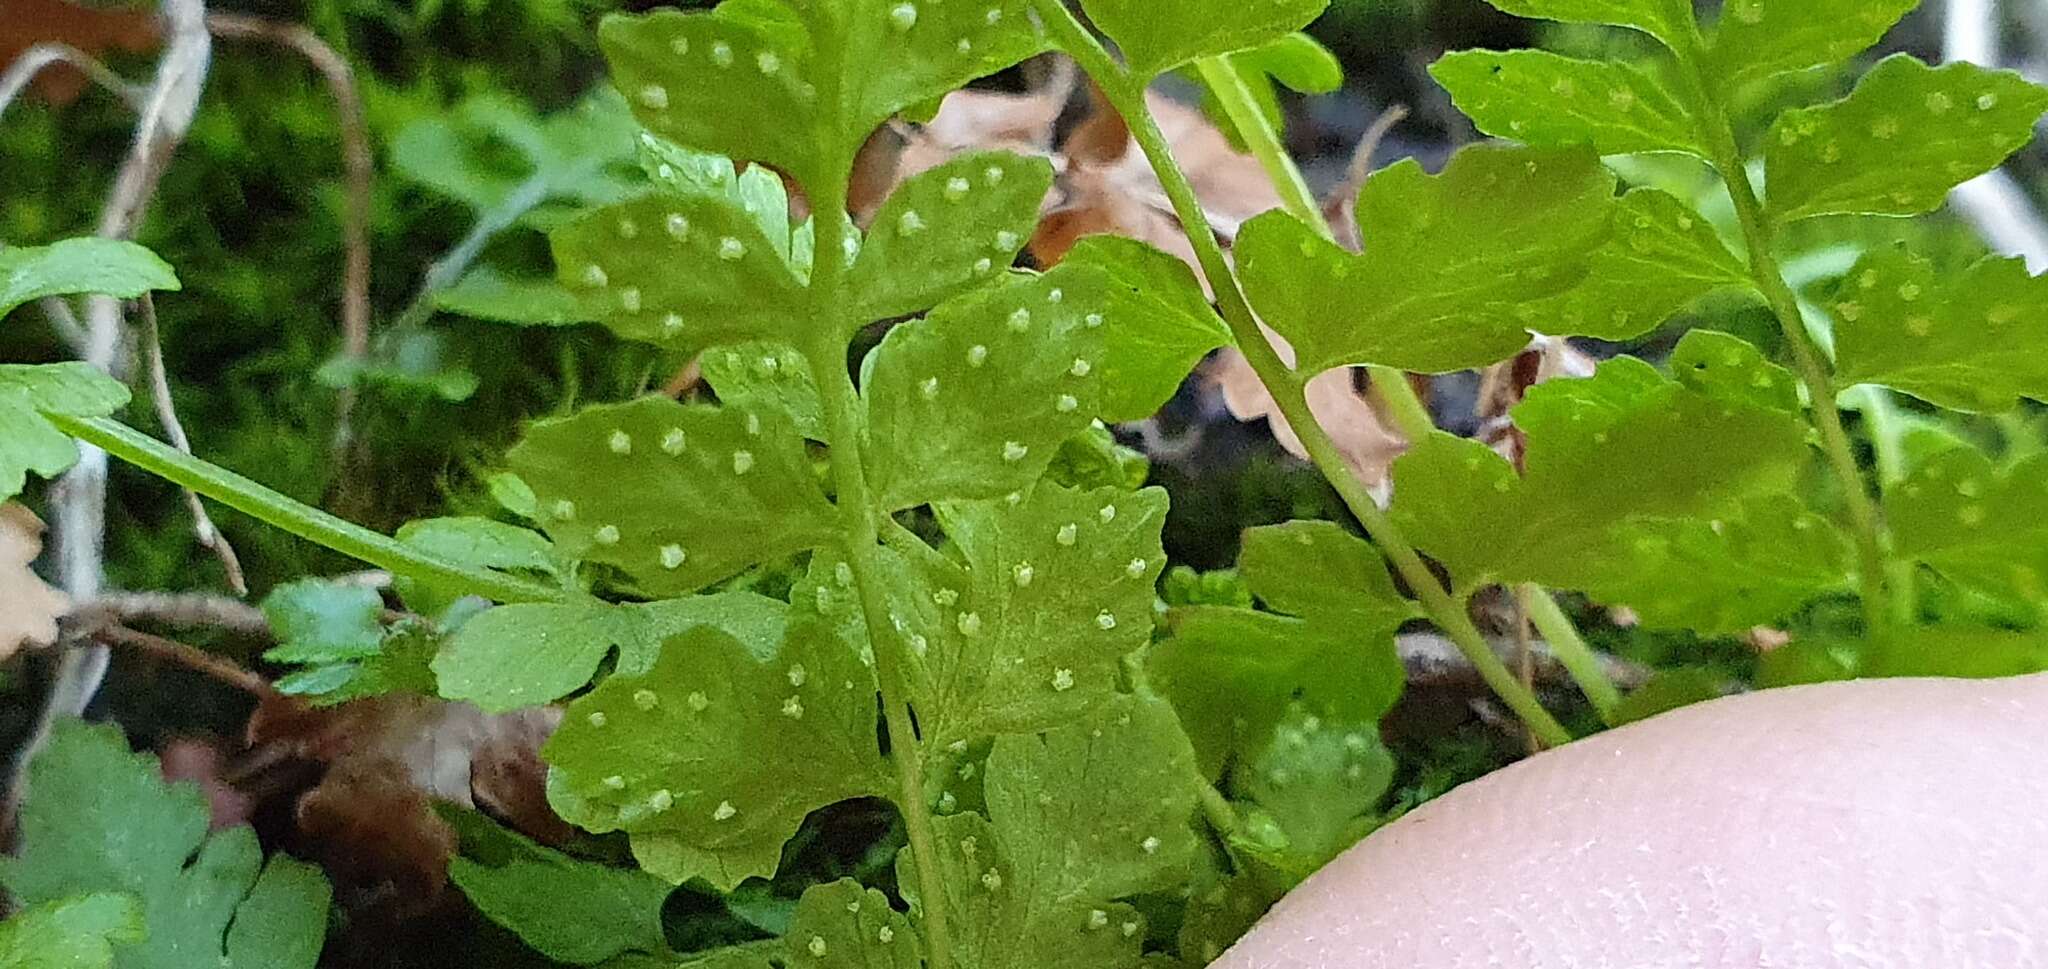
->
[158, 736, 258, 832]
[295, 753, 458, 920]
[1475, 335, 1598, 465]
[1031, 87, 1279, 269]
[1746, 627, 1794, 652]
[2, 502, 68, 662]
[0, 0, 159, 105]
[1210, 343, 1408, 502]
[850, 81, 1069, 219]
[246, 694, 566, 920]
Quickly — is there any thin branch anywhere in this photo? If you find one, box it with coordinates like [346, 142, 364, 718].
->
[65, 590, 271, 638]
[137, 294, 248, 593]
[0, 42, 146, 122]
[13, 0, 215, 835]
[1334, 106, 1409, 209]
[206, 12, 375, 449]
[93, 625, 276, 698]
[38, 297, 89, 356]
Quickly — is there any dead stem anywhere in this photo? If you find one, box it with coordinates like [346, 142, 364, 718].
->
[207, 12, 375, 451]
[138, 295, 247, 593]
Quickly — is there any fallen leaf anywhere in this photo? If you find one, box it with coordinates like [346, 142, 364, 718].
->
[1032, 86, 1280, 268]
[157, 736, 258, 832]
[1209, 340, 1408, 502]
[1474, 334, 1598, 465]
[850, 68, 1071, 219]
[1, 502, 67, 662]
[246, 694, 566, 921]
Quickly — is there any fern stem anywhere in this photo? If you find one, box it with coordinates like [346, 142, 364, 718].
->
[1195, 21, 1628, 731]
[1674, 40, 1895, 638]
[1520, 585, 1622, 724]
[1038, 0, 1571, 748]
[1853, 387, 1920, 625]
[800, 150, 956, 966]
[48, 414, 567, 604]
[1192, 55, 1327, 239]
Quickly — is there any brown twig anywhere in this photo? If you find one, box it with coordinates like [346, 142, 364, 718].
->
[1322, 104, 1408, 250]
[65, 590, 271, 638]
[205, 12, 374, 447]
[13, 0, 215, 836]
[137, 294, 248, 593]
[95, 625, 276, 698]
[0, 42, 146, 120]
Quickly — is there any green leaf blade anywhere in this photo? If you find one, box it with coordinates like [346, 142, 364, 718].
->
[1386, 432, 1526, 591]
[1, 721, 330, 969]
[853, 151, 1052, 321]
[552, 190, 808, 352]
[511, 397, 837, 597]
[1477, 0, 1694, 51]
[906, 484, 1169, 750]
[543, 602, 890, 890]
[914, 695, 1199, 969]
[0, 238, 180, 321]
[1766, 56, 2048, 222]
[1832, 247, 2048, 412]
[1431, 50, 1704, 157]
[1151, 521, 1414, 776]
[1234, 704, 1393, 880]
[702, 342, 828, 441]
[435, 267, 595, 327]
[1394, 352, 1815, 595]
[1530, 188, 1754, 340]
[0, 363, 133, 502]
[435, 592, 789, 712]
[1237, 520, 1412, 626]
[865, 269, 1111, 510]
[1888, 448, 2048, 604]
[599, 8, 823, 190]
[1079, 0, 1329, 78]
[1060, 237, 1233, 421]
[1579, 495, 1853, 635]
[0, 893, 146, 969]
[447, 817, 673, 965]
[783, 881, 923, 968]
[600, 2, 1045, 195]
[1240, 145, 1616, 374]
[1669, 328, 1799, 414]
[1708, 0, 1917, 91]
